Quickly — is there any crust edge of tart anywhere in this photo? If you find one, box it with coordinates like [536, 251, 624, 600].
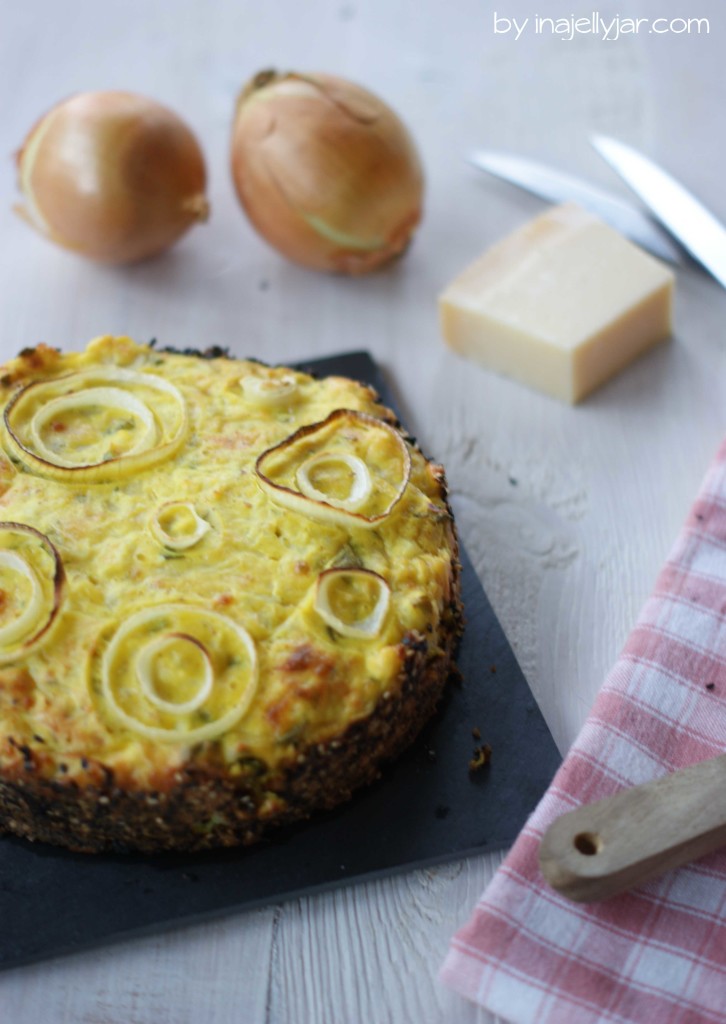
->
[0, 573, 462, 854]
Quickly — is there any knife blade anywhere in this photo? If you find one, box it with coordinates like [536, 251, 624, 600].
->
[591, 135, 726, 289]
[468, 149, 683, 264]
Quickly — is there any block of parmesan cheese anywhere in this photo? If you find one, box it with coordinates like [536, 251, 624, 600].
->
[439, 202, 674, 403]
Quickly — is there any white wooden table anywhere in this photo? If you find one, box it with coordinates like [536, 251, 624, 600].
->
[1, 1, 724, 1021]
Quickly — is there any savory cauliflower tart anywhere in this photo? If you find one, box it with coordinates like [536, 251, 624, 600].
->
[0, 336, 461, 852]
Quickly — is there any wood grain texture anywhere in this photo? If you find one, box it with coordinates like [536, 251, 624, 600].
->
[540, 753, 726, 901]
[0, 0, 724, 1020]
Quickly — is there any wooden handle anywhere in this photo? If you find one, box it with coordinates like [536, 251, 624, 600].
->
[539, 753, 726, 902]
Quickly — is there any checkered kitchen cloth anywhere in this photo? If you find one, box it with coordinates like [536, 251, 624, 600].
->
[441, 438, 726, 1024]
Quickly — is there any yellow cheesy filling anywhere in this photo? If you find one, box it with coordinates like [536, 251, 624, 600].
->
[0, 337, 455, 789]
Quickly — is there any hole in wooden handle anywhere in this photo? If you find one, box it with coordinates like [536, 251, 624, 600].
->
[574, 831, 603, 856]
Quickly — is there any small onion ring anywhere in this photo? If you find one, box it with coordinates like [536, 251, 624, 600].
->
[100, 604, 258, 744]
[3, 366, 187, 482]
[136, 632, 213, 715]
[314, 568, 390, 639]
[0, 552, 42, 647]
[150, 501, 211, 551]
[255, 409, 411, 529]
[240, 373, 298, 406]
[296, 452, 371, 512]
[0, 522, 65, 664]
[29, 386, 157, 468]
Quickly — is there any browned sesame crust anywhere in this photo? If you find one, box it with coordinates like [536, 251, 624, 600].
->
[0, 344, 463, 854]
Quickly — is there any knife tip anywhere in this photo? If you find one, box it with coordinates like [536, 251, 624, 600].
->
[590, 134, 624, 159]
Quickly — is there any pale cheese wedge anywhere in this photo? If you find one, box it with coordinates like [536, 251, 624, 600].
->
[439, 202, 674, 403]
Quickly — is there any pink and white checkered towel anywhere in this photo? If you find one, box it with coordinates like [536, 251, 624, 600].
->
[441, 438, 726, 1024]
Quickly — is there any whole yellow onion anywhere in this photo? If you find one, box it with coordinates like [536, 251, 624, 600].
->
[230, 70, 424, 274]
[15, 91, 209, 265]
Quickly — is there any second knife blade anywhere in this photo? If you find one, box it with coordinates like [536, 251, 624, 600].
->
[468, 149, 683, 265]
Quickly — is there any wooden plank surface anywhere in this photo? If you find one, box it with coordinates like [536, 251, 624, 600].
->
[0, 1, 724, 1021]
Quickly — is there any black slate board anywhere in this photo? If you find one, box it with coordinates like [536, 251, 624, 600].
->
[0, 350, 561, 971]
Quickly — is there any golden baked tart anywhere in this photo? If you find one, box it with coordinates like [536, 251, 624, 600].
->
[0, 336, 462, 852]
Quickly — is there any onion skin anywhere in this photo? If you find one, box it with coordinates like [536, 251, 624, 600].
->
[15, 91, 209, 264]
[230, 70, 424, 274]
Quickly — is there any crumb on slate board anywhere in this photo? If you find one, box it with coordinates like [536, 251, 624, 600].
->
[469, 744, 492, 773]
